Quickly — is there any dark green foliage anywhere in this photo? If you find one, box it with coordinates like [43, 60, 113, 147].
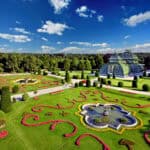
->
[107, 74, 110, 79]
[95, 70, 99, 77]
[142, 84, 149, 91]
[134, 76, 138, 80]
[61, 79, 65, 84]
[86, 79, 91, 87]
[43, 71, 48, 76]
[107, 80, 111, 85]
[132, 80, 137, 88]
[12, 85, 19, 93]
[22, 93, 29, 101]
[118, 82, 123, 87]
[143, 71, 146, 77]
[0, 86, 12, 113]
[100, 83, 103, 88]
[81, 70, 85, 79]
[65, 71, 71, 83]
[72, 75, 79, 79]
[74, 82, 79, 88]
[93, 81, 98, 87]
[98, 77, 101, 81]
[79, 81, 83, 87]
[101, 78, 106, 84]
[113, 74, 116, 79]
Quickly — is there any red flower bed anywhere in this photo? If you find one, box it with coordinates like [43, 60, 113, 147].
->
[50, 90, 64, 95]
[144, 130, 150, 144]
[21, 114, 78, 137]
[75, 133, 110, 150]
[32, 100, 76, 112]
[33, 96, 39, 100]
[81, 80, 86, 84]
[0, 130, 8, 139]
[121, 100, 150, 108]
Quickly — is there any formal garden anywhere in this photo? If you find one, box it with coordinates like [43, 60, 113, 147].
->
[0, 87, 150, 150]
[0, 74, 62, 94]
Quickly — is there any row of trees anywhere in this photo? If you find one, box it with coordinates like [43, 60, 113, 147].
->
[0, 53, 104, 73]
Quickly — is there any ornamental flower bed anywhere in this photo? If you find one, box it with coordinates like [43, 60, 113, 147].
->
[144, 130, 150, 144]
[75, 133, 110, 150]
[21, 114, 78, 138]
[33, 96, 39, 100]
[0, 130, 8, 139]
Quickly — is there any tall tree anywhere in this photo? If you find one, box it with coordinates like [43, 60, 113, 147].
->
[0, 86, 12, 113]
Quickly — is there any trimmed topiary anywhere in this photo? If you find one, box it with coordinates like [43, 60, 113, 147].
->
[118, 82, 123, 87]
[132, 80, 137, 88]
[93, 81, 98, 87]
[0, 86, 12, 113]
[12, 85, 19, 93]
[75, 82, 79, 88]
[134, 76, 138, 80]
[86, 79, 91, 87]
[142, 84, 149, 91]
[79, 81, 83, 87]
[107, 80, 111, 85]
[107, 74, 110, 79]
[101, 78, 106, 84]
[22, 93, 29, 101]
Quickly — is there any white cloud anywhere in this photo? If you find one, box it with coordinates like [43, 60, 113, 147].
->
[60, 46, 82, 53]
[41, 45, 56, 53]
[41, 37, 48, 41]
[76, 5, 97, 18]
[57, 41, 63, 44]
[0, 33, 31, 43]
[10, 27, 31, 34]
[70, 41, 91, 46]
[48, 0, 71, 14]
[97, 15, 104, 22]
[92, 42, 108, 47]
[69, 41, 109, 47]
[37, 20, 69, 35]
[124, 11, 150, 26]
[124, 35, 131, 39]
[16, 21, 21, 24]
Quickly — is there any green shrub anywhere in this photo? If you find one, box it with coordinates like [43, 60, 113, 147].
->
[65, 71, 71, 83]
[86, 79, 91, 87]
[81, 70, 85, 79]
[74, 82, 79, 88]
[132, 80, 137, 88]
[12, 85, 19, 93]
[43, 71, 48, 76]
[118, 82, 123, 87]
[79, 81, 83, 87]
[61, 79, 65, 84]
[113, 74, 116, 79]
[134, 76, 138, 80]
[22, 93, 29, 101]
[143, 71, 146, 77]
[107, 74, 110, 79]
[72, 75, 79, 79]
[107, 80, 111, 85]
[95, 70, 99, 77]
[93, 81, 98, 87]
[100, 83, 103, 88]
[101, 78, 106, 84]
[142, 84, 149, 91]
[98, 77, 101, 81]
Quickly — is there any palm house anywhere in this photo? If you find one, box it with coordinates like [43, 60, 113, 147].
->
[100, 50, 144, 77]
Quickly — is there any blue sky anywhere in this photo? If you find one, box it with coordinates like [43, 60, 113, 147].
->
[0, 0, 150, 53]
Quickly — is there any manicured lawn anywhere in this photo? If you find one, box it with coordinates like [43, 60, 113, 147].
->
[0, 87, 150, 150]
[0, 74, 62, 93]
[105, 77, 150, 91]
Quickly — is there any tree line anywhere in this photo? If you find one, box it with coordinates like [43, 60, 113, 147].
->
[0, 53, 104, 73]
